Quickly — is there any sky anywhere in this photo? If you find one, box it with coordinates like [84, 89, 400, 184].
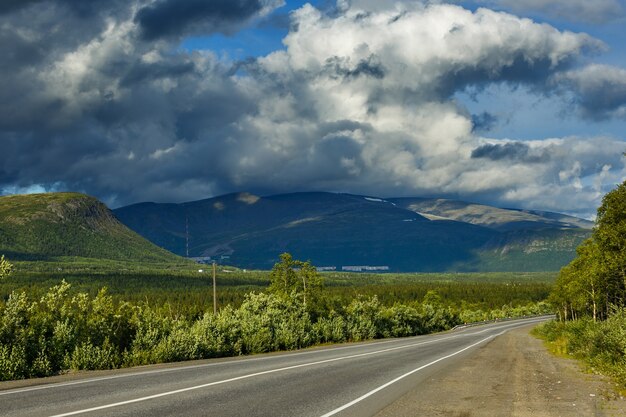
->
[0, 0, 625, 219]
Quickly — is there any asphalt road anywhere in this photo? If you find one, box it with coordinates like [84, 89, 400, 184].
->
[0, 317, 549, 417]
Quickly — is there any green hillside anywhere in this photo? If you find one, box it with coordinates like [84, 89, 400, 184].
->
[0, 192, 187, 265]
[114, 192, 591, 272]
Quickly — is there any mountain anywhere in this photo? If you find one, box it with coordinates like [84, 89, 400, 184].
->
[114, 192, 592, 272]
[0, 192, 186, 264]
[389, 198, 594, 231]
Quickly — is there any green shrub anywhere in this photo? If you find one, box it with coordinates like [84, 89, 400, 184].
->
[0, 277, 548, 381]
[345, 296, 383, 341]
[535, 312, 626, 386]
[0, 343, 28, 381]
[66, 339, 118, 371]
[381, 304, 424, 338]
[313, 312, 347, 344]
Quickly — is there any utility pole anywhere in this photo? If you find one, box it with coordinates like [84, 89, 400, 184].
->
[212, 261, 217, 314]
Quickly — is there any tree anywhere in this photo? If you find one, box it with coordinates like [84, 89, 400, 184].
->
[555, 240, 608, 321]
[551, 180, 626, 321]
[268, 253, 324, 308]
[268, 253, 298, 297]
[0, 255, 12, 281]
[595, 180, 626, 306]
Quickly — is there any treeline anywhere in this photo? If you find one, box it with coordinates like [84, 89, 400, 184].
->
[2, 270, 552, 319]
[536, 180, 626, 386]
[550, 181, 626, 321]
[0, 253, 551, 381]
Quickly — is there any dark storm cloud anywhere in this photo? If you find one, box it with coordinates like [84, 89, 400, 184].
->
[0, 0, 129, 18]
[471, 112, 498, 133]
[433, 47, 585, 101]
[0, 0, 40, 14]
[135, 0, 276, 40]
[324, 54, 386, 80]
[471, 142, 549, 163]
[0, 0, 281, 206]
[120, 61, 197, 87]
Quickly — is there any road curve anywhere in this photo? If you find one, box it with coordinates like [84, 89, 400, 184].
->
[0, 317, 549, 417]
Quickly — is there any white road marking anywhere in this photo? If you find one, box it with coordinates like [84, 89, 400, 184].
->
[2, 318, 544, 397]
[47, 325, 525, 417]
[0, 335, 405, 397]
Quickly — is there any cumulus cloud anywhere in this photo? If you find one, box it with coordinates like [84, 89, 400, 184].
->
[0, 0, 624, 218]
[465, 136, 625, 216]
[468, 0, 624, 24]
[552, 64, 626, 120]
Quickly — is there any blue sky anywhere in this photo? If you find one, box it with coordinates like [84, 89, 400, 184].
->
[0, 0, 625, 218]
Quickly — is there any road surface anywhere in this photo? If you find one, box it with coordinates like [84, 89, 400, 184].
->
[0, 317, 549, 417]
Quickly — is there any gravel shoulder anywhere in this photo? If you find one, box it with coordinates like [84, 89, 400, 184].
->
[375, 324, 626, 417]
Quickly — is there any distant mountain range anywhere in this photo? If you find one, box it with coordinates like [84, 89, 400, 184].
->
[0, 192, 186, 264]
[114, 192, 593, 272]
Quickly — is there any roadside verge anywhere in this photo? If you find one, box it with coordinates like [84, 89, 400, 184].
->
[375, 324, 626, 417]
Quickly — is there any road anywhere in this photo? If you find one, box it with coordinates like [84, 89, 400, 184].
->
[0, 317, 549, 417]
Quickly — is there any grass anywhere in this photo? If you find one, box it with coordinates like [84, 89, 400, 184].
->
[533, 316, 626, 389]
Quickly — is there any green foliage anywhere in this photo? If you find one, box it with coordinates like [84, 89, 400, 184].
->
[0, 255, 11, 281]
[268, 253, 324, 310]
[345, 296, 384, 341]
[0, 253, 553, 381]
[550, 181, 626, 321]
[67, 339, 119, 371]
[0, 274, 547, 381]
[535, 311, 626, 386]
[540, 182, 626, 387]
[380, 304, 424, 338]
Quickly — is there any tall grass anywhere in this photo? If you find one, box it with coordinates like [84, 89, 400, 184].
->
[534, 311, 626, 386]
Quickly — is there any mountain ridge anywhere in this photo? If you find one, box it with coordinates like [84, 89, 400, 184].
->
[114, 191, 592, 272]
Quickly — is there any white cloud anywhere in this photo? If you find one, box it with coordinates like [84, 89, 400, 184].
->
[1, 0, 624, 220]
[236, 2, 616, 216]
[469, 0, 624, 24]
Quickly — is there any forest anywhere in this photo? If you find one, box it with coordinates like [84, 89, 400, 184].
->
[0, 253, 551, 381]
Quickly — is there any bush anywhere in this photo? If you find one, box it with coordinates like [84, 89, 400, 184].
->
[0, 343, 28, 380]
[345, 296, 383, 341]
[313, 312, 347, 344]
[67, 339, 118, 371]
[0, 278, 535, 381]
[381, 304, 424, 338]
